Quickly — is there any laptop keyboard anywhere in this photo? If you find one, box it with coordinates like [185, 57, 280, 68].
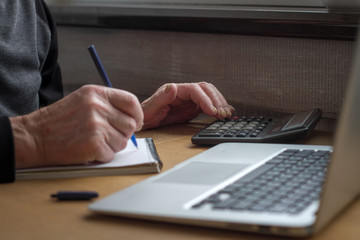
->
[192, 149, 331, 215]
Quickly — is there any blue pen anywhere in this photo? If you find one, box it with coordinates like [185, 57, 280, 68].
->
[88, 45, 138, 149]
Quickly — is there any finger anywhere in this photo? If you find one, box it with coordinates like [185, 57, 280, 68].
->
[107, 107, 139, 140]
[105, 87, 144, 130]
[140, 83, 178, 129]
[198, 82, 234, 118]
[175, 83, 218, 117]
[102, 125, 129, 155]
[89, 131, 118, 163]
[143, 83, 177, 115]
[199, 82, 227, 107]
[83, 114, 129, 163]
[76, 86, 140, 159]
[76, 85, 141, 137]
[95, 90, 140, 150]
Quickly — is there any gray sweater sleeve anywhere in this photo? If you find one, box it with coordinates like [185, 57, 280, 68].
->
[0, 0, 63, 183]
[0, 117, 15, 183]
[37, 0, 63, 107]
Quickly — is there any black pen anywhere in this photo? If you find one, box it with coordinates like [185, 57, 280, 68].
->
[51, 191, 99, 201]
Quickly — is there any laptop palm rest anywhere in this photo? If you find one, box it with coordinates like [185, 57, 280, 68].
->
[153, 162, 249, 185]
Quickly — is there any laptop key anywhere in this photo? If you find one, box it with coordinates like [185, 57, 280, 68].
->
[231, 200, 254, 210]
[235, 164, 275, 183]
[213, 198, 239, 209]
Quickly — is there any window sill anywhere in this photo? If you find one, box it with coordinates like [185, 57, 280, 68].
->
[48, 4, 359, 40]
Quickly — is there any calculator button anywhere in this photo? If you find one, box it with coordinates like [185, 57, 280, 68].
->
[223, 133, 235, 137]
[237, 130, 250, 137]
[237, 133, 248, 137]
[199, 132, 223, 137]
[210, 122, 222, 126]
[203, 129, 221, 133]
[206, 126, 218, 130]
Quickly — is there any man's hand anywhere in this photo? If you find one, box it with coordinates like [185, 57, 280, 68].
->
[141, 82, 234, 129]
[10, 85, 143, 169]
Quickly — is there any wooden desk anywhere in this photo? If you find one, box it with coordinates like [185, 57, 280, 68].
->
[1, 123, 359, 240]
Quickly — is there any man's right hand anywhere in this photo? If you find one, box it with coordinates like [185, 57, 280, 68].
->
[10, 85, 144, 169]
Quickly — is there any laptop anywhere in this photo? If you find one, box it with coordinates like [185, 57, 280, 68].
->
[89, 34, 360, 237]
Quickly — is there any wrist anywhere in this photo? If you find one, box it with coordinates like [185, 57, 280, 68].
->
[9, 115, 42, 169]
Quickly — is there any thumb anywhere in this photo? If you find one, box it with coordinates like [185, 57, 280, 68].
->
[141, 83, 177, 129]
[146, 83, 177, 114]
[156, 83, 177, 105]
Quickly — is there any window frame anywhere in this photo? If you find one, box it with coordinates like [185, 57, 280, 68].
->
[46, 0, 325, 8]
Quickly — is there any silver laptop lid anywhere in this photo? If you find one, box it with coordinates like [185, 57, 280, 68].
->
[314, 28, 360, 232]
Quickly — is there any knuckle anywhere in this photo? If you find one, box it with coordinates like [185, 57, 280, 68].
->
[79, 84, 99, 95]
[88, 98, 104, 113]
[125, 118, 137, 134]
[199, 81, 212, 88]
[123, 92, 138, 107]
[129, 118, 137, 130]
[182, 83, 192, 92]
[82, 96, 108, 116]
[78, 85, 105, 103]
[86, 117, 101, 132]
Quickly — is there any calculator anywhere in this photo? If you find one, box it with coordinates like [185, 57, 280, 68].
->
[191, 108, 322, 145]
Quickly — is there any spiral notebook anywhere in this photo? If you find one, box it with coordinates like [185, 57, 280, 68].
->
[16, 138, 162, 179]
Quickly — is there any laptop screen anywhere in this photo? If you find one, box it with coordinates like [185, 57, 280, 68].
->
[314, 26, 360, 232]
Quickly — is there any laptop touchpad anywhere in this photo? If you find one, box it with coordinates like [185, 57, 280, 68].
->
[154, 162, 249, 185]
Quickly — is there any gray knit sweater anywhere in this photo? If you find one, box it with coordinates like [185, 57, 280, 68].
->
[0, 0, 63, 183]
[0, 0, 62, 116]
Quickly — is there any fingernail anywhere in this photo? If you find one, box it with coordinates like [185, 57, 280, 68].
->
[211, 106, 217, 115]
[230, 105, 236, 112]
[226, 108, 232, 117]
[220, 108, 227, 118]
[165, 84, 172, 93]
